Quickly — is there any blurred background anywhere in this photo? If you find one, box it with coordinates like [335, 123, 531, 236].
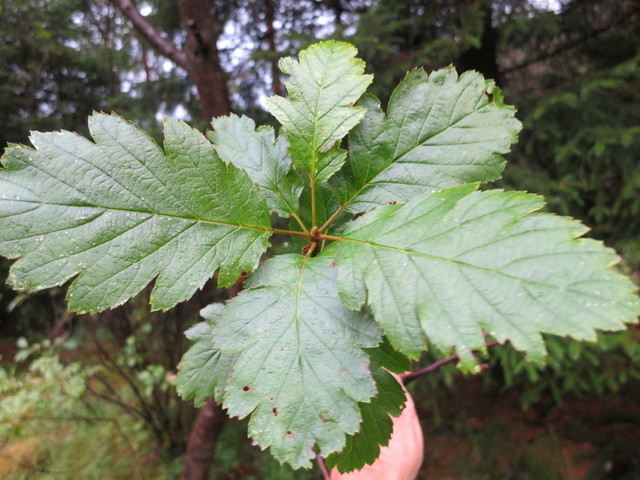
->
[0, 0, 639, 478]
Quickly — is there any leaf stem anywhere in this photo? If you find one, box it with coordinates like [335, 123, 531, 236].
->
[319, 202, 348, 233]
[271, 228, 311, 239]
[290, 212, 309, 233]
[305, 241, 317, 259]
[317, 233, 343, 243]
[317, 454, 331, 480]
[402, 340, 503, 385]
[310, 176, 317, 228]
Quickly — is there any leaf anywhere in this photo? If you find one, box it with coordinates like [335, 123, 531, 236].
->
[211, 254, 381, 468]
[183, 321, 211, 341]
[208, 114, 304, 218]
[363, 337, 412, 375]
[266, 41, 373, 184]
[333, 68, 521, 215]
[0, 114, 271, 313]
[334, 185, 640, 369]
[176, 303, 239, 407]
[325, 366, 406, 473]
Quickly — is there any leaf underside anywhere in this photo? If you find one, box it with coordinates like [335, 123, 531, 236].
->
[335, 184, 640, 369]
[266, 40, 373, 184]
[176, 304, 239, 407]
[211, 254, 381, 468]
[0, 114, 271, 313]
[325, 67, 522, 227]
[208, 114, 304, 218]
[325, 367, 406, 473]
[1, 40, 638, 473]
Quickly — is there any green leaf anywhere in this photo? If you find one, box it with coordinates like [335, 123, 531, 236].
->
[335, 185, 640, 369]
[325, 367, 406, 473]
[363, 337, 412, 375]
[0, 114, 271, 313]
[266, 41, 373, 184]
[208, 114, 304, 218]
[176, 303, 239, 407]
[333, 68, 521, 215]
[212, 254, 381, 468]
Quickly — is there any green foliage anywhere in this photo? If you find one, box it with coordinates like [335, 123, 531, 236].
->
[266, 41, 373, 185]
[177, 303, 239, 407]
[0, 115, 270, 313]
[212, 255, 380, 468]
[0, 349, 174, 479]
[0, 356, 89, 428]
[335, 184, 635, 368]
[332, 68, 520, 214]
[0, 0, 112, 151]
[1, 41, 638, 470]
[486, 329, 640, 409]
[208, 115, 304, 218]
[325, 363, 406, 473]
[505, 55, 640, 267]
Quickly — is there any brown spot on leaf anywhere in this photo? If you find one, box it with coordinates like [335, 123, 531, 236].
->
[319, 414, 328, 423]
[242, 385, 251, 392]
[286, 431, 294, 438]
[272, 407, 279, 416]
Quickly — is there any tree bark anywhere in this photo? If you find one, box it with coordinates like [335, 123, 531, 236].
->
[180, 399, 227, 480]
[263, 0, 283, 96]
[175, 0, 231, 120]
[108, 0, 189, 69]
[456, 1, 500, 85]
[109, 0, 231, 120]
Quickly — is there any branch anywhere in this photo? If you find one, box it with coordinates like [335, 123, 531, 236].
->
[109, 0, 189, 70]
[402, 340, 503, 385]
[317, 454, 331, 480]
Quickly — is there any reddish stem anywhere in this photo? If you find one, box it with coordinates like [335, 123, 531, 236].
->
[402, 340, 503, 385]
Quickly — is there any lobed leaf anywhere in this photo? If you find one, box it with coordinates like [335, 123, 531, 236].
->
[363, 337, 412, 375]
[325, 366, 406, 473]
[1, 39, 639, 474]
[331, 68, 521, 217]
[0, 114, 271, 313]
[176, 303, 239, 407]
[208, 114, 304, 218]
[266, 40, 373, 184]
[334, 185, 640, 369]
[211, 254, 381, 468]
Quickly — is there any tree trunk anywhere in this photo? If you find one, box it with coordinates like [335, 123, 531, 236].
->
[263, 0, 283, 96]
[110, 0, 231, 121]
[107, 1, 234, 479]
[456, 1, 500, 85]
[176, 0, 231, 120]
[180, 399, 227, 480]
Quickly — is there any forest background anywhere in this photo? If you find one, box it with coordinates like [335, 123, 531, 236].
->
[0, 0, 639, 479]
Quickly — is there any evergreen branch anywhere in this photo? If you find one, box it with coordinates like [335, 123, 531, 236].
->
[501, 17, 637, 75]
